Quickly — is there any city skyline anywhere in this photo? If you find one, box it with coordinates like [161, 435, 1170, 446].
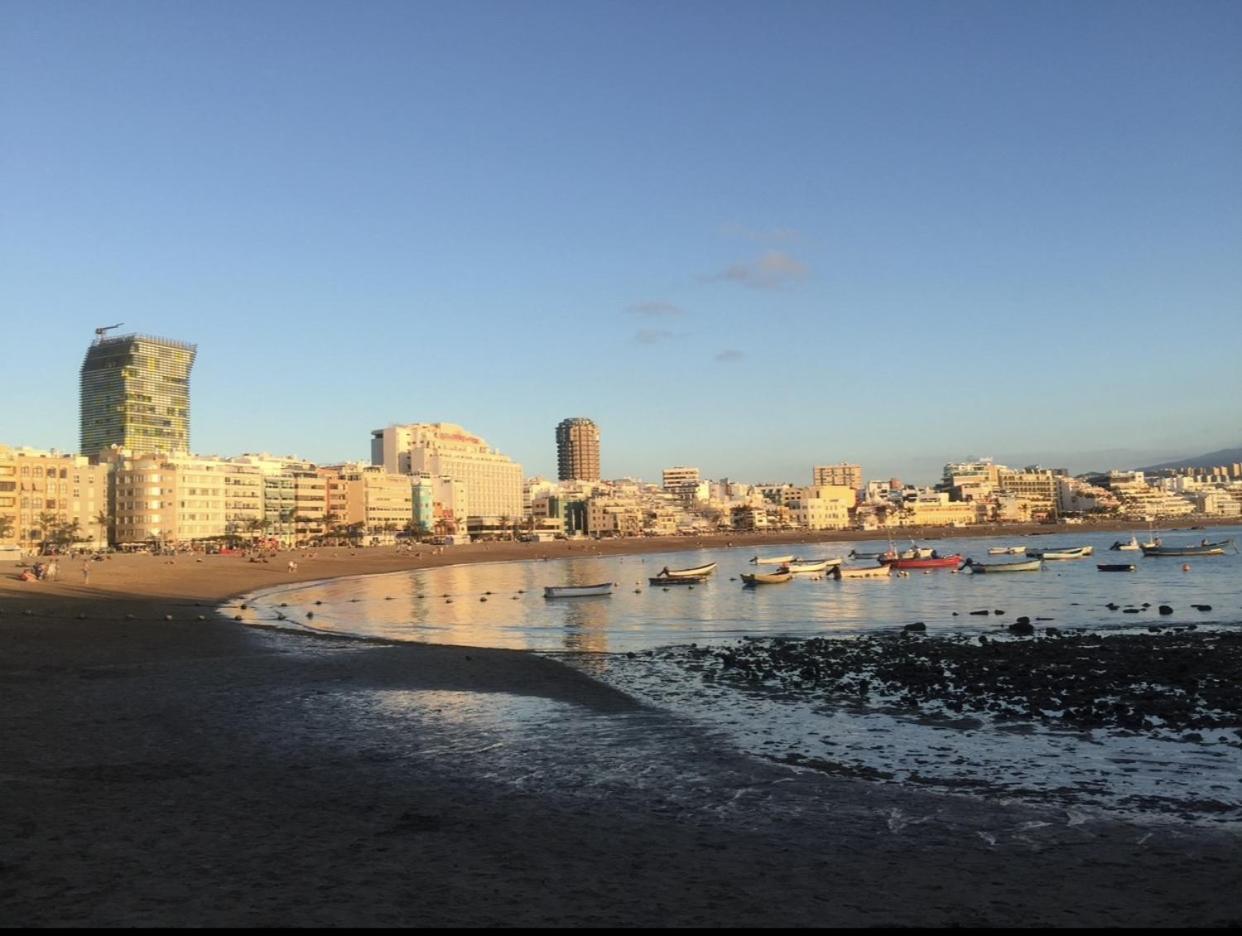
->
[4, 2, 1240, 483]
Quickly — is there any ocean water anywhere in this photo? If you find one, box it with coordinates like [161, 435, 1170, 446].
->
[235, 526, 1242, 826]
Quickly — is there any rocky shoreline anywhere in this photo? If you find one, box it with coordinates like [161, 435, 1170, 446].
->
[661, 629, 1242, 737]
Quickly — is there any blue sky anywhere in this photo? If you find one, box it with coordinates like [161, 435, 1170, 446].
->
[4, 0, 1240, 484]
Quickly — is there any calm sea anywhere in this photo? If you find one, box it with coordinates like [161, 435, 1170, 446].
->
[241, 526, 1242, 652]
[238, 525, 1242, 827]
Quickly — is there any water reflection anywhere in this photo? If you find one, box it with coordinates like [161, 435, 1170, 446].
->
[240, 529, 1242, 653]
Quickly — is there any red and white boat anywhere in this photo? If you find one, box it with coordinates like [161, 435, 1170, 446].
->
[878, 553, 963, 570]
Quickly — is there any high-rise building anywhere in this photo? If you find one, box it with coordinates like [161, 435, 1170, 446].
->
[812, 463, 863, 490]
[80, 332, 197, 457]
[555, 417, 601, 482]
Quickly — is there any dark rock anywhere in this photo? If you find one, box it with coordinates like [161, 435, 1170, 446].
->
[1123, 609, 1140, 614]
[1015, 616, 1031, 626]
[1193, 604, 1212, 612]
[969, 610, 989, 616]
[1159, 605, 1174, 615]
[1008, 621, 1035, 636]
[993, 610, 1005, 616]
[1106, 603, 1119, 611]
[904, 622, 926, 633]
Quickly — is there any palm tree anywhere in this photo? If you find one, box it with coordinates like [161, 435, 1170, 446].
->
[94, 510, 110, 549]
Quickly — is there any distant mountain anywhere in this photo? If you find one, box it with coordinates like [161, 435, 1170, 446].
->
[1140, 446, 1242, 472]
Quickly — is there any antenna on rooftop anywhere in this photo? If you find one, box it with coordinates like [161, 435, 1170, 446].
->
[94, 323, 124, 343]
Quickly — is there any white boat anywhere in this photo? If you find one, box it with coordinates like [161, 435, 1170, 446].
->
[782, 558, 843, 574]
[832, 565, 892, 580]
[651, 561, 717, 580]
[987, 546, 1027, 555]
[544, 582, 614, 598]
[1109, 536, 1141, 552]
[1029, 547, 1090, 560]
[741, 571, 793, 585]
[750, 554, 795, 566]
[962, 557, 1043, 573]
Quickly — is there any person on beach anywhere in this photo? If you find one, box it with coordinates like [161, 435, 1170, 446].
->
[82, 561, 90, 585]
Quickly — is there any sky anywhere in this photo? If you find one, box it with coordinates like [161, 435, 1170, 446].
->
[3, 0, 1240, 484]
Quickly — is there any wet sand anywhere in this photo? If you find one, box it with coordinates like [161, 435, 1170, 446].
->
[2, 542, 1241, 926]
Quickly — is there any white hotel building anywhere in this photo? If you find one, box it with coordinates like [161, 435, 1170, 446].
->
[371, 423, 524, 522]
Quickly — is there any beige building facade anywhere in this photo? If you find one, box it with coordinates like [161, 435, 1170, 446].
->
[0, 446, 110, 550]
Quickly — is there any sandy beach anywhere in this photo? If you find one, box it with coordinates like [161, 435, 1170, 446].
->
[3, 535, 1241, 926]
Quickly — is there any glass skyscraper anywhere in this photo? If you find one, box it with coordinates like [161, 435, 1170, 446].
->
[80, 333, 197, 457]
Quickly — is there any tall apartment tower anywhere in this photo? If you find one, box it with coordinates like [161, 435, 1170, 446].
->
[812, 463, 863, 490]
[80, 332, 197, 457]
[555, 417, 601, 482]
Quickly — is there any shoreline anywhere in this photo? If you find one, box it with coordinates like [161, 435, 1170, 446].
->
[3, 527, 1242, 925]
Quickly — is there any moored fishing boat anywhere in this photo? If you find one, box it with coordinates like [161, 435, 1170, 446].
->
[879, 553, 964, 570]
[1026, 546, 1091, 560]
[987, 546, 1027, 555]
[781, 558, 842, 574]
[750, 554, 795, 566]
[651, 561, 717, 581]
[740, 571, 794, 585]
[832, 565, 892, 579]
[1109, 536, 1141, 552]
[848, 549, 886, 560]
[543, 582, 614, 598]
[1140, 538, 1235, 557]
[961, 557, 1043, 573]
[1097, 563, 1136, 572]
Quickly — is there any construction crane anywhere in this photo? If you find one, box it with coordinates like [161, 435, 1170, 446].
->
[94, 323, 124, 342]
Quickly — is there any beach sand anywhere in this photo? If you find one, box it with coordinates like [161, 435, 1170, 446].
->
[2, 538, 1241, 926]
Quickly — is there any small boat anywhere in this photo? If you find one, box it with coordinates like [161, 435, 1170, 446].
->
[879, 554, 964, 570]
[1109, 536, 1141, 552]
[647, 575, 702, 586]
[1026, 546, 1090, 560]
[651, 561, 717, 581]
[1097, 563, 1136, 572]
[848, 549, 886, 560]
[1140, 538, 1235, 557]
[961, 557, 1043, 573]
[987, 546, 1027, 555]
[750, 554, 795, 566]
[832, 565, 892, 579]
[543, 583, 614, 598]
[741, 572, 794, 585]
[781, 558, 842, 574]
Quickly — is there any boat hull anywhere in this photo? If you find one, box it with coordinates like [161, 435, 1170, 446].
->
[654, 562, 717, 580]
[741, 572, 793, 585]
[544, 583, 613, 598]
[965, 558, 1042, 573]
[751, 555, 795, 566]
[1097, 563, 1136, 572]
[880, 555, 963, 570]
[833, 566, 892, 579]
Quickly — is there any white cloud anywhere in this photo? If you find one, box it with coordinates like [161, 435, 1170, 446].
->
[700, 251, 809, 290]
[626, 301, 685, 317]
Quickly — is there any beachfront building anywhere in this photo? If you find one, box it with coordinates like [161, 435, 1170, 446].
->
[891, 491, 978, 527]
[1105, 471, 1196, 519]
[586, 498, 643, 537]
[1056, 477, 1120, 516]
[228, 454, 325, 545]
[371, 423, 523, 529]
[555, 418, 601, 482]
[788, 484, 855, 531]
[812, 463, 863, 491]
[319, 464, 416, 538]
[995, 468, 1062, 521]
[0, 446, 110, 551]
[662, 466, 702, 502]
[80, 332, 197, 459]
[107, 451, 241, 546]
